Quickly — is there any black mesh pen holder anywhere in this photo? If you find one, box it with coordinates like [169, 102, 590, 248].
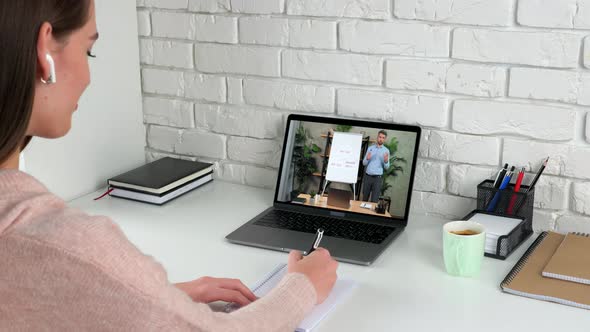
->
[475, 179, 535, 259]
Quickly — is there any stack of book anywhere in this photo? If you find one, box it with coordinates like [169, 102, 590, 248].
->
[107, 157, 214, 205]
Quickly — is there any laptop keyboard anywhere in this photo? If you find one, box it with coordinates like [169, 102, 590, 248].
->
[253, 210, 395, 244]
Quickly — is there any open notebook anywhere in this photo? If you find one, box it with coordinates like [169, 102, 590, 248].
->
[501, 232, 590, 310]
[226, 264, 357, 332]
[542, 232, 590, 285]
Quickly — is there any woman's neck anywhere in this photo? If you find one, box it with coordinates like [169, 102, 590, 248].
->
[0, 149, 19, 170]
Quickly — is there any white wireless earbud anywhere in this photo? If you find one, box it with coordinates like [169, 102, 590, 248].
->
[41, 53, 57, 84]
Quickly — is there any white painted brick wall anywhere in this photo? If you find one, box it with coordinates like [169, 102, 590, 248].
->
[446, 64, 506, 97]
[555, 215, 590, 234]
[239, 17, 289, 46]
[503, 139, 590, 180]
[509, 68, 590, 106]
[143, 97, 194, 128]
[137, 1, 590, 232]
[453, 28, 581, 68]
[282, 50, 382, 85]
[337, 89, 448, 128]
[196, 43, 281, 77]
[147, 125, 227, 159]
[137, 10, 151, 37]
[413, 161, 446, 193]
[289, 20, 337, 50]
[533, 210, 558, 233]
[239, 18, 338, 50]
[187, 0, 284, 14]
[534, 176, 569, 210]
[227, 136, 282, 168]
[385, 59, 448, 92]
[184, 73, 226, 102]
[243, 79, 334, 113]
[151, 12, 195, 39]
[395, 0, 514, 26]
[517, 0, 590, 29]
[227, 77, 243, 104]
[572, 182, 590, 216]
[141, 68, 226, 101]
[339, 21, 450, 57]
[447, 165, 496, 198]
[188, 0, 230, 13]
[140, 39, 193, 69]
[452, 100, 576, 141]
[287, 0, 390, 19]
[385, 60, 506, 97]
[142, 0, 187, 10]
[141, 68, 184, 96]
[420, 130, 500, 166]
[195, 104, 284, 139]
[412, 192, 476, 219]
[194, 15, 238, 43]
[231, 0, 284, 14]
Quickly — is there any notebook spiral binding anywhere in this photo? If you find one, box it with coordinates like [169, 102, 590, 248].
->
[252, 264, 287, 293]
[224, 264, 287, 313]
[572, 232, 590, 237]
[501, 232, 548, 286]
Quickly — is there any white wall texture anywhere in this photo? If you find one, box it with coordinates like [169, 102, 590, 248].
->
[136, 0, 590, 232]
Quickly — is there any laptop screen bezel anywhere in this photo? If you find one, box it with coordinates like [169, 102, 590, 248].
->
[273, 114, 421, 228]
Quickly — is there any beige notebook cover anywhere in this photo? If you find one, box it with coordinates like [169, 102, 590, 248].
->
[501, 232, 590, 310]
[542, 233, 590, 285]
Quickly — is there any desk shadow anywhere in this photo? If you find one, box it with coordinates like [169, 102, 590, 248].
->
[421, 242, 445, 273]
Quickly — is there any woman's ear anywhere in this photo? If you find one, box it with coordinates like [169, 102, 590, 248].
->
[36, 22, 55, 84]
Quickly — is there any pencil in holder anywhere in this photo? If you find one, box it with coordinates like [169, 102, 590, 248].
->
[474, 180, 535, 259]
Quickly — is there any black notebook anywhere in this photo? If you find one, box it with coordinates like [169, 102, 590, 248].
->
[108, 157, 214, 194]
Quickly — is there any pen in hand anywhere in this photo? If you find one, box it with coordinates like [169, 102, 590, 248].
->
[307, 228, 324, 255]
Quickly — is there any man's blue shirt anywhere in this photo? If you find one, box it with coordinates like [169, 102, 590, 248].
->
[363, 144, 390, 175]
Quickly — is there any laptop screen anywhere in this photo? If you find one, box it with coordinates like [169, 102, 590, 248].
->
[275, 115, 420, 221]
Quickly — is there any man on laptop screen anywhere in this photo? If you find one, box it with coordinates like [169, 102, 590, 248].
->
[362, 130, 390, 203]
[226, 115, 420, 265]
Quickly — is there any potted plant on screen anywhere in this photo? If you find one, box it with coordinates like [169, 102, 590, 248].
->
[291, 126, 321, 198]
[380, 136, 407, 197]
[309, 191, 317, 204]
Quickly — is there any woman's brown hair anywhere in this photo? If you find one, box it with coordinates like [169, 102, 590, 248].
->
[0, 0, 91, 165]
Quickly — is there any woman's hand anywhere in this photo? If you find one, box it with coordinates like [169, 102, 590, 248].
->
[175, 277, 258, 306]
[288, 248, 338, 304]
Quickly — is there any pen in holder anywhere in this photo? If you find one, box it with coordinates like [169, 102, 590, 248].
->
[475, 180, 535, 259]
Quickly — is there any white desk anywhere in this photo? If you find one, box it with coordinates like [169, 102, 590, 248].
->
[70, 181, 590, 332]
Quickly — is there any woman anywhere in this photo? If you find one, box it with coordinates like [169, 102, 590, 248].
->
[0, 1, 338, 330]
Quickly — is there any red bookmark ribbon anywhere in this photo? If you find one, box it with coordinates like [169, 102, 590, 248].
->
[94, 188, 114, 201]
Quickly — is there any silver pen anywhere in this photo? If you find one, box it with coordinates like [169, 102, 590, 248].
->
[307, 228, 324, 255]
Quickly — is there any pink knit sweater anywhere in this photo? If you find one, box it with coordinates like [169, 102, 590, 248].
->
[0, 170, 316, 331]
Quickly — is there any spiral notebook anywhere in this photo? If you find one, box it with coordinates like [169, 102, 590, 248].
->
[501, 232, 590, 310]
[226, 264, 357, 331]
[542, 232, 590, 285]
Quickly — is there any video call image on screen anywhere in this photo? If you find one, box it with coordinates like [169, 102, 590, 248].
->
[277, 121, 417, 219]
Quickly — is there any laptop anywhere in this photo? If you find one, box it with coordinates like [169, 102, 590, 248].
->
[226, 114, 421, 265]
